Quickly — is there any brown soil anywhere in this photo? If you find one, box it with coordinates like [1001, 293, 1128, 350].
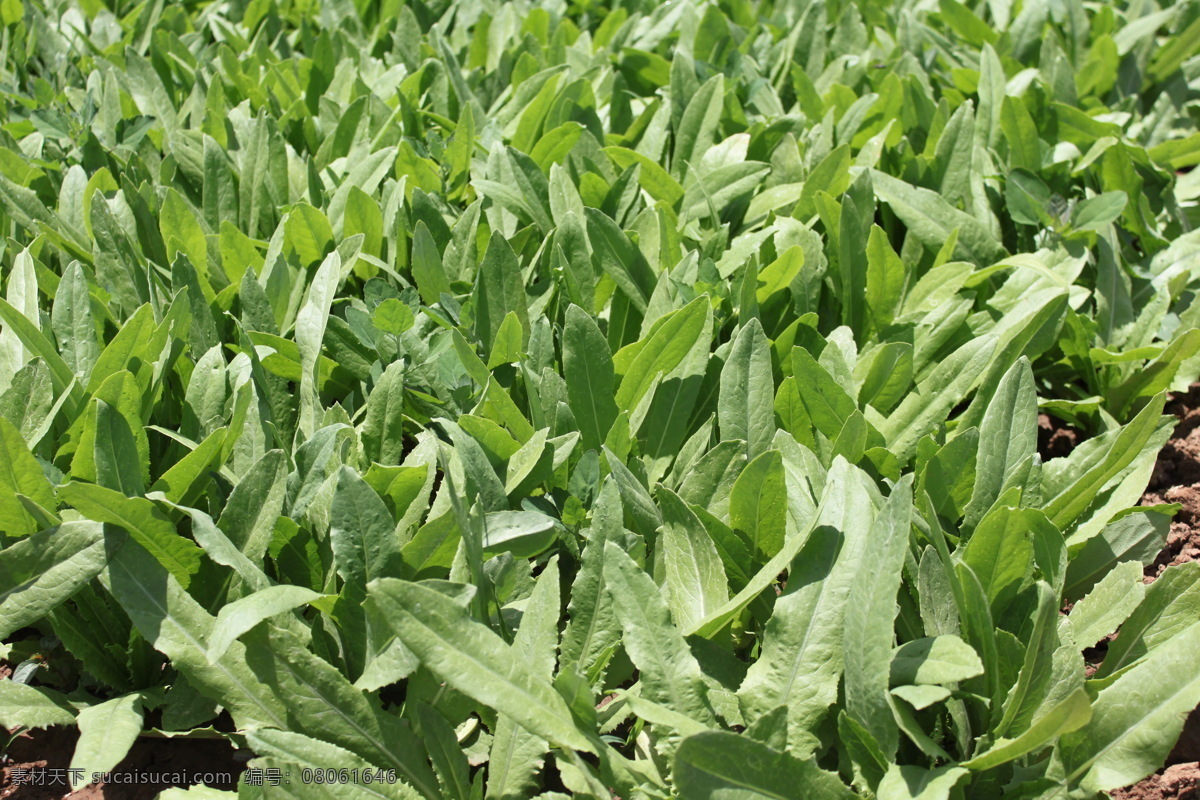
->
[1114, 384, 1200, 798]
[1038, 413, 1085, 460]
[1110, 763, 1200, 800]
[1174, 716, 1200, 766]
[1082, 632, 1117, 678]
[1140, 384, 1200, 578]
[1, 726, 243, 799]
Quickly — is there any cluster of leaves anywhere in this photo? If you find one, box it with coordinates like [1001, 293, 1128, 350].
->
[2, 0, 1200, 797]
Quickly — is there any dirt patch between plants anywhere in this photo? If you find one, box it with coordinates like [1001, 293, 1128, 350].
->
[1, 725, 243, 799]
[1114, 384, 1200, 799]
[1111, 763, 1200, 800]
[1141, 385, 1200, 578]
[1038, 413, 1087, 460]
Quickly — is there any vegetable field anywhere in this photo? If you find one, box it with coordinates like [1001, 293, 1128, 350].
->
[3, 0, 1200, 797]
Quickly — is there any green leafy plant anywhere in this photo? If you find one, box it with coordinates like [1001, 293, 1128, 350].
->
[1, 0, 1200, 798]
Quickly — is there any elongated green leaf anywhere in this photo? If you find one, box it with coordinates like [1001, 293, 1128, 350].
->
[61, 482, 202, 588]
[487, 559, 560, 800]
[736, 460, 875, 748]
[0, 251, 38, 392]
[296, 251, 342, 437]
[1107, 328, 1200, 416]
[69, 694, 143, 789]
[93, 399, 145, 496]
[0, 680, 76, 730]
[483, 511, 558, 558]
[1063, 509, 1171, 600]
[208, 585, 323, 663]
[242, 622, 441, 797]
[1096, 561, 1200, 677]
[729, 450, 788, 561]
[362, 360, 408, 467]
[877, 764, 968, 800]
[331, 466, 402, 589]
[683, 162, 772, 221]
[247, 729, 422, 800]
[1061, 620, 1200, 792]
[563, 305, 619, 453]
[882, 335, 996, 462]
[961, 506, 1036, 617]
[218, 449, 288, 562]
[414, 701, 471, 800]
[585, 207, 657, 312]
[603, 147, 684, 204]
[678, 440, 747, 520]
[474, 235, 529, 357]
[617, 298, 708, 409]
[487, 312, 524, 368]
[795, 145, 853, 220]
[603, 541, 716, 726]
[890, 636, 984, 686]
[1042, 394, 1167, 532]
[865, 225, 905, 331]
[411, 221, 450, 306]
[84, 305, 158, 396]
[674, 74, 725, 178]
[51, 261, 100, 381]
[963, 358, 1037, 529]
[843, 475, 912, 758]
[870, 171, 1008, 265]
[0, 416, 56, 536]
[1070, 191, 1127, 232]
[791, 346, 858, 439]
[152, 427, 227, 506]
[0, 296, 82, 417]
[659, 488, 728, 633]
[560, 479, 625, 681]
[963, 689, 1091, 771]
[103, 533, 288, 730]
[673, 731, 855, 800]
[0, 521, 107, 638]
[719, 319, 775, 460]
[624, 690, 709, 736]
[1063, 561, 1145, 650]
[1006, 169, 1053, 226]
[993, 582, 1060, 739]
[367, 578, 594, 753]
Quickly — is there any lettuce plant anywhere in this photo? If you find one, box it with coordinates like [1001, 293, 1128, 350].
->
[1, 0, 1199, 798]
